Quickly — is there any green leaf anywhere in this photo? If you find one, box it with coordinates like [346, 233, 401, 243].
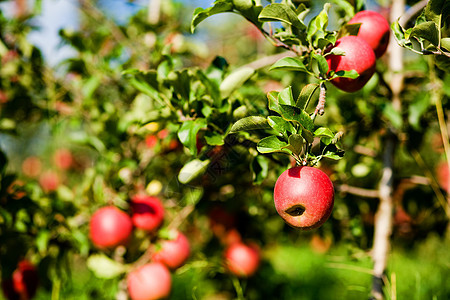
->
[258, 3, 306, 30]
[267, 116, 296, 135]
[328, 47, 346, 56]
[315, 127, 334, 145]
[338, 23, 361, 39]
[251, 155, 269, 184]
[229, 116, 270, 133]
[232, 0, 252, 11]
[314, 127, 334, 138]
[287, 134, 304, 155]
[220, 67, 255, 98]
[269, 57, 309, 73]
[390, 20, 414, 48]
[87, 254, 127, 279]
[332, 0, 354, 17]
[332, 69, 359, 79]
[278, 86, 296, 106]
[408, 93, 430, 130]
[205, 131, 225, 146]
[297, 83, 319, 110]
[257, 135, 289, 154]
[410, 21, 440, 46]
[178, 159, 211, 184]
[177, 118, 208, 155]
[424, 0, 446, 25]
[441, 38, 450, 51]
[306, 3, 330, 42]
[382, 103, 403, 129]
[191, 1, 234, 33]
[311, 53, 329, 75]
[279, 104, 314, 132]
[267, 90, 281, 114]
[36, 230, 51, 254]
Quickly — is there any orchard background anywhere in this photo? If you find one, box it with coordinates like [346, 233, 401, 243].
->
[0, 0, 449, 299]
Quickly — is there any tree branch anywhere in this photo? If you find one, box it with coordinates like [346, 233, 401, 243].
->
[336, 184, 380, 198]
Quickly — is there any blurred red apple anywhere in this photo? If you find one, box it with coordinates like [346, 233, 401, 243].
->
[1, 260, 39, 300]
[152, 231, 190, 270]
[145, 135, 158, 148]
[130, 195, 165, 232]
[21, 156, 42, 178]
[127, 263, 171, 300]
[89, 206, 133, 248]
[53, 148, 73, 170]
[38, 171, 60, 193]
[224, 242, 260, 277]
[208, 206, 236, 239]
[436, 161, 450, 193]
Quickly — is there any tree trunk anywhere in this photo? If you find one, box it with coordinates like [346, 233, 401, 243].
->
[371, 0, 405, 299]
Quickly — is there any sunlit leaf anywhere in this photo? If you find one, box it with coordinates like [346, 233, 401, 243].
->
[229, 116, 270, 133]
[87, 254, 127, 279]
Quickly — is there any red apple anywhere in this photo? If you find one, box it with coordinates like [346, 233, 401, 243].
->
[326, 35, 376, 92]
[21, 156, 42, 178]
[53, 148, 73, 170]
[1, 260, 39, 300]
[436, 161, 450, 193]
[145, 135, 158, 148]
[273, 166, 334, 229]
[152, 231, 190, 270]
[130, 195, 165, 231]
[224, 242, 260, 278]
[348, 10, 390, 58]
[89, 206, 133, 248]
[38, 170, 60, 193]
[127, 263, 171, 300]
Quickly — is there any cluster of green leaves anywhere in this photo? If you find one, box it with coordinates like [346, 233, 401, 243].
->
[191, 0, 361, 82]
[392, 0, 450, 71]
[124, 55, 262, 184]
[189, 0, 356, 167]
[230, 85, 344, 166]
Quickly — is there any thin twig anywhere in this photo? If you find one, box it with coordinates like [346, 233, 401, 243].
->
[336, 184, 380, 198]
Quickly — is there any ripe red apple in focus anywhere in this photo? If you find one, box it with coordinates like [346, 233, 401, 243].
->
[224, 242, 260, 278]
[1, 260, 39, 300]
[152, 231, 190, 270]
[326, 35, 376, 92]
[53, 148, 73, 170]
[38, 170, 60, 193]
[130, 195, 164, 231]
[274, 166, 334, 229]
[89, 206, 133, 248]
[348, 10, 390, 58]
[127, 263, 171, 300]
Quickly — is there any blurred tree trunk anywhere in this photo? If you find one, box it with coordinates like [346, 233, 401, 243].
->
[15, 0, 27, 17]
[148, 0, 161, 24]
[371, 0, 405, 299]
